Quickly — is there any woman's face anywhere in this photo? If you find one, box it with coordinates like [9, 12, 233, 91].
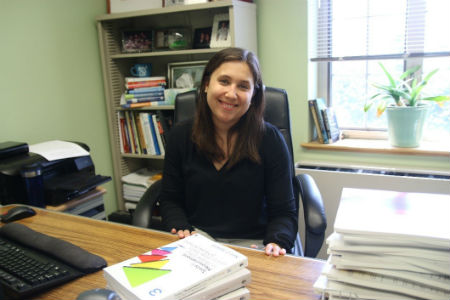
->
[205, 61, 255, 129]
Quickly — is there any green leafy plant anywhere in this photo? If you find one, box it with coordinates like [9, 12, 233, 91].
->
[365, 63, 450, 117]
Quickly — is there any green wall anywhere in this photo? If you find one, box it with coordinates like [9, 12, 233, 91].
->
[256, 0, 449, 173]
[0, 0, 117, 214]
[1, 1, 447, 216]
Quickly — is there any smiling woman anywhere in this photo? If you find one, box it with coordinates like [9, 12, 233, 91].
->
[158, 47, 299, 257]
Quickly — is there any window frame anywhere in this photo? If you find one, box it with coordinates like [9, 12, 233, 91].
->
[313, 0, 450, 140]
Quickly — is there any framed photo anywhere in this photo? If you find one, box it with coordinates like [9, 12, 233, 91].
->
[210, 14, 231, 48]
[193, 27, 212, 49]
[155, 28, 191, 50]
[121, 30, 153, 53]
[167, 61, 208, 88]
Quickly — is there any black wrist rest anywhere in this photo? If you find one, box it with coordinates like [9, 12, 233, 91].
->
[0, 223, 107, 274]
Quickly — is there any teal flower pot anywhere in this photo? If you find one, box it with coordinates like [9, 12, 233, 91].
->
[386, 104, 430, 148]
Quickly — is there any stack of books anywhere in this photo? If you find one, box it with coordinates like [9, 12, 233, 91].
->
[314, 188, 450, 300]
[121, 168, 162, 212]
[104, 233, 251, 300]
[121, 77, 168, 108]
[308, 99, 340, 144]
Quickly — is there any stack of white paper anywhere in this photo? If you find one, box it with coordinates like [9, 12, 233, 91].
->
[314, 188, 450, 300]
[104, 234, 251, 300]
[121, 168, 162, 210]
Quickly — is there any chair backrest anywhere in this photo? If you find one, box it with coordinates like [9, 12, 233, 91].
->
[174, 87, 294, 163]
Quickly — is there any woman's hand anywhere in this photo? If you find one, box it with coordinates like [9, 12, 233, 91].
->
[171, 228, 196, 239]
[264, 243, 286, 257]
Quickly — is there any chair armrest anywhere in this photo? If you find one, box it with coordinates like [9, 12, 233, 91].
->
[132, 179, 162, 228]
[295, 174, 327, 257]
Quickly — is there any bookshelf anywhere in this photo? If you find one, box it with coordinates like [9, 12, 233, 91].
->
[96, 1, 257, 209]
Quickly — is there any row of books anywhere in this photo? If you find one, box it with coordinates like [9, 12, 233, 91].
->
[104, 233, 251, 300]
[118, 110, 172, 156]
[308, 99, 341, 144]
[121, 168, 162, 212]
[314, 188, 450, 300]
[120, 76, 196, 108]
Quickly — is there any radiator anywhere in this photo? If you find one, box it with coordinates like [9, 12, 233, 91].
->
[295, 161, 450, 259]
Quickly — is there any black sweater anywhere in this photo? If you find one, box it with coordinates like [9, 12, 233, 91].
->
[159, 120, 298, 250]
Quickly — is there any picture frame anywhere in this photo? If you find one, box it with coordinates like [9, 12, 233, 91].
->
[167, 61, 208, 88]
[154, 28, 191, 50]
[210, 14, 231, 48]
[121, 30, 153, 53]
[193, 27, 212, 49]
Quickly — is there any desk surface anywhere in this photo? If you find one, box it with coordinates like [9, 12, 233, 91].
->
[0, 206, 325, 300]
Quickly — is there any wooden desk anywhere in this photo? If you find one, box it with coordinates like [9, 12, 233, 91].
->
[0, 206, 325, 300]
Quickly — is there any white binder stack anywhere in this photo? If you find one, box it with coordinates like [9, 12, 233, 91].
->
[314, 188, 450, 300]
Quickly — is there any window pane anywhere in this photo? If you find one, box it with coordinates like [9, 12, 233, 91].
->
[424, 0, 450, 52]
[422, 57, 450, 141]
[331, 60, 404, 130]
[331, 61, 368, 129]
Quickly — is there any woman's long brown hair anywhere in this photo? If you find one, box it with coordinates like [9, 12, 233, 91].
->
[192, 47, 265, 168]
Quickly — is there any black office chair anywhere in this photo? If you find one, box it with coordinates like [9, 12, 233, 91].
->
[133, 87, 327, 258]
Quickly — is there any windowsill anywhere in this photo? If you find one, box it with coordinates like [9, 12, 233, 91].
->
[300, 139, 450, 157]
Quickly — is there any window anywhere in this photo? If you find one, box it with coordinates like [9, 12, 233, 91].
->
[310, 0, 450, 141]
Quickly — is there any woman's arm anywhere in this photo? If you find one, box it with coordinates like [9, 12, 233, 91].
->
[262, 124, 299, 251]
[159, 123, 194, 233]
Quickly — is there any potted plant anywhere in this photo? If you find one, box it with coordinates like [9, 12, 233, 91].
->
[365, 63, 450, 147]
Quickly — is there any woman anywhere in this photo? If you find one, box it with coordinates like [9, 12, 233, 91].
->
[159, 47, 298, 256]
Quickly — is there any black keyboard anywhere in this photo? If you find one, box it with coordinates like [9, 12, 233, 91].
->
[0, 236, 83, 299]
[0, 223, 107, 299]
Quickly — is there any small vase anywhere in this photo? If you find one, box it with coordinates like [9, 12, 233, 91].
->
[386, 104, 430, 148]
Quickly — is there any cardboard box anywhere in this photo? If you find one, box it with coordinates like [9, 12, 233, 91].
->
[109, 0, 163, 13]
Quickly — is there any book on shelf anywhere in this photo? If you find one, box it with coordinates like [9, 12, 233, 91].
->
[314, 188, 450, 300]
[135, 114, 148, 154]
[125, 76, 166, 83]
[118, 112, 130, 153]
[126, 80, 167, 90]
[148, 114, 161, 155]
[121, 100, 175, 109]
[308, 99, 329, 144]
[130, 112, 142, 155]
[127, 86, 165, 94]
[152, 114, 165, 156]
[126, 95, 165, 103]
[155, 114, 167, 150]
[137, 112, 150, 155]
[125, 92, 165, 99]
[141, 112, 157, 155]
[124, 111, 137, 154]
[103, 233, 249, 300]
[320, 107, 341, 143]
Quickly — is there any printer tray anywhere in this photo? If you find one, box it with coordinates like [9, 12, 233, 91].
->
[44, 174, 111, 206]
